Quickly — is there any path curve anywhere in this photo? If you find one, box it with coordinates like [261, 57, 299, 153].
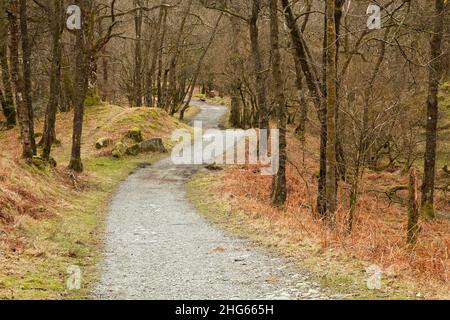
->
[94, 100, 337, 300]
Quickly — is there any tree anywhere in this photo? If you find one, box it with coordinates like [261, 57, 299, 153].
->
[228, 15, 242, 128]
[41, 0, 64, 163]
[68, 0, 118, 172]
[0, 0, 16, 127]
[325, 0, 338, 222]
[7, 0, 34, 160]
[133, 0, 143, 107]
[250, 0, 268, 131]
[145, 2, 165, 107]
[68, 0, 88, 172]
[407, 167, 420, 245]
[18, 0, 36, 154]
[179, 13, 223, 120]
[166, 0, 193, 114]
[421, 0, 447, 220]
[270, 0, 287, 206]
[280, 0, 326, 215]
[156, 6, 167, 109]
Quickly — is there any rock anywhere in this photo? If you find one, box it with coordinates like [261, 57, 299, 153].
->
[126, 127, 144, 143]
[138, 138, 167, 153]
[125, 138, 167, 156]
[112, 142, 127, 158]
[125, 144, 141, 156]
[96, 137, 113, 149]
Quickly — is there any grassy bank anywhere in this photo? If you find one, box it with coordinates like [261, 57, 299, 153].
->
[0, 104, 192, 299]
[187, 171, 449, 300]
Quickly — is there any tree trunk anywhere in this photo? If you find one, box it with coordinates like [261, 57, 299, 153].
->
[407, 167, 420, 245]
[334, 0, 346, 185]
[293, 58, 308, 141]
[421, 0, 446, 220]
[229, 95, 241, 127]
[229, 16, 242, 128]
[325, 0, 337, 222]
[145, 3, 164, 107]
[249, 0, 268, 130]
[0, 4, 16, 127]
[42, 0, 63, 162]
[167, 0, 193, 113]
[18, 0, 36, 155]
[7, 0, 33, 160]
[156, 7, 167, 108]
[270, 0, 287, 206]
[68, 0, 87, 172]
[133, 0, 143, 107]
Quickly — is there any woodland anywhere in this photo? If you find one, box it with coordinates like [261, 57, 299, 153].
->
[0, 0, 449, 299]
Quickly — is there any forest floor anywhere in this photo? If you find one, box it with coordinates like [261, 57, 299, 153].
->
[0, 103, 197, 299]
[187, 93, 450, 300]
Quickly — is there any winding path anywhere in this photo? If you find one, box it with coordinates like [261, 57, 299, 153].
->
[94, 100, 337, 300]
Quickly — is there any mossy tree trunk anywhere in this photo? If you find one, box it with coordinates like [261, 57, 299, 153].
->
[42, 0, 63, 162]
[167, 0, 193, 113]
[145, 3, 164, 108]
[7, 0, 34, 160]
[407, 167, 420, 245]
[421, 0, 446, 220]
[18, 0, 36, 155]
[325, 0, 338, 223]
[229, 15, 243, 128]
[269, 0, 287, 206]
[156, 7, 167, 109]
[0, 3, 16, 127]
[133, 0, 143, 108]
[249, 0, 268, 131]
[69, 0, 88, 173]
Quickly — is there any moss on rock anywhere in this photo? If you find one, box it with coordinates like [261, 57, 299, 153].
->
[126, 127, 144, 143]
[125, 144, 141, 156]
[112, 142, 127, 158]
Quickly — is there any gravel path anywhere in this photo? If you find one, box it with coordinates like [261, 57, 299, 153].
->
[94, 100, 338, 300]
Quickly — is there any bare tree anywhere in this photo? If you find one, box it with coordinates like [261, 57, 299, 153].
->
[179, 13, 223, 120]
[0, 0, 16, 127]
[7, 0, 34, 160]
[69, 0, 118, 172]
[68, 0, 88, 172]
[421, 0, 447, 220]
[41, 0, 64, 163]
[325, 0, 338, 222]
[270, 0, 287, 206]
[133, 0, 143, 107]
